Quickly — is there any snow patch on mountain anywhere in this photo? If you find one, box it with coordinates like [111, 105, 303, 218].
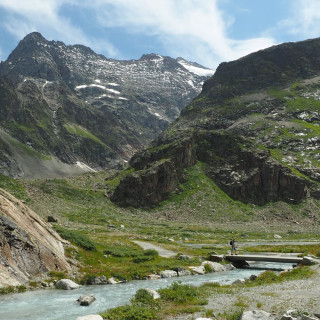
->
[177, 59, 215, 77]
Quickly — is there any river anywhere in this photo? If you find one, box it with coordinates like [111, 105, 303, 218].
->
[0, 262, 293, 320]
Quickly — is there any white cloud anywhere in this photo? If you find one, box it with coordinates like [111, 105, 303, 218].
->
[0, 0, 119, 58]
[0, 0, 275, 68]
[279, 0, 320, 38]
[91, 0, 275, 68]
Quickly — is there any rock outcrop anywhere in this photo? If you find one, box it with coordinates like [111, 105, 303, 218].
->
[111, 37, 320, 207]
[0, 188, 70, 287]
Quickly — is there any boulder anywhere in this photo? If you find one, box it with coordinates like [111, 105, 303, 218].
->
[145, 274, 161, 280]
[232, 279, 245, 285]
[249, 274, 258, 281]
[189, 266, 205, 275]
[77, 295, 96, 306]
[201, 261, 226, 272]
[144, 288, 160, 299]
[87, 276, 107, 285]
[160, 270, 178, 278]
[55, 279, 80, 290]
[241, 310, 275, 320]
[225, 264, 236, 271]
[76, 316, 103, 320]
[176, 267, 192, 277]
[107, 277, 121, 284]
[274, 234, 282, 239]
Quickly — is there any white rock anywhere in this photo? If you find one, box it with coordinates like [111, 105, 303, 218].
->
[77, 295, 96, 306]
[189, 266, 206, 275]
[144, 288, 160, 299]
[55, 279, 80, 290]
[274, 234, 282, 239]
[196, 318, 213, 320]
[107, 277, 120, 284]
[145, 274, 161, 280]
[160, 270, 178, 278]
[201, 261, 226, 272]
[241, 310, 275, 320]
[76, 315, 103, 320]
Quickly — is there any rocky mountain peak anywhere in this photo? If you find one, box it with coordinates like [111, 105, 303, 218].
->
[0, 32, 213, 178]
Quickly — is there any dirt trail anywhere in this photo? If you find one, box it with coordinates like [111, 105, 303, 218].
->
[133, 241, 177, 258]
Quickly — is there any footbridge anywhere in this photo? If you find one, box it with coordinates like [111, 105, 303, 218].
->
[225, 254, 303, 264]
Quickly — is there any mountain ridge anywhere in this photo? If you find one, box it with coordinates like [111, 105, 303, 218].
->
[111, 37, 320, 207]
[0, 32, 213, 178]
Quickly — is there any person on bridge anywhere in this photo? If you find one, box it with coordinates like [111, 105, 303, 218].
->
[230, 238, 237, 255]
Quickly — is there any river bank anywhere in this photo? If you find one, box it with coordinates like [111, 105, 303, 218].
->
[0, 261, 293, 320]
[167, 264, 320, 320]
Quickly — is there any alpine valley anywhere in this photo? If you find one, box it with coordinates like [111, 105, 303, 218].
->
[0, 32, 213, 178]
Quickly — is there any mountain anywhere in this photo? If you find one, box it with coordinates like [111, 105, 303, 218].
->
[0, 187, 70, 287]
[0, 32, 213, 178]
[111, 38, 320, 207]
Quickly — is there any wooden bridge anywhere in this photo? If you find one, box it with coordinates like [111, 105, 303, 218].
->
[225, 254, 303, 264]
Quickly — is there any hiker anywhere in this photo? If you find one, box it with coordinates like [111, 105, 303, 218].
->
[230, 238, 237, 255]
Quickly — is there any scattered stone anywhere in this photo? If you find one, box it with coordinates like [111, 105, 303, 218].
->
[76, 315, 103, 320]
[209, 254, 225, 262]
[176, 267, 192, 277]
[144, 288, 160, 299]
[189, 266, 206, 275]
[274, 234, 282, 239]
[280, 315, 294, 320]
[77, 295, 96, 306]
[47, 216, 58, 223]
[196, 318, 213, 320]
[168, 238, 175, 242]
[232, 279, 245, 285]
[201, 261, 226, 272]
[241, 310, 275, 320]
[120, 224, 125, 229]
[55, 279, 80, 290]
[145, 274, 161, 280]
[87, 276, 107, 285]
[177, 254, 191, 260]
[225, 264, 236, 271]
[249, 274, 258, 281]
[301, 315, 318, 320]
[160, 270, 178, 278]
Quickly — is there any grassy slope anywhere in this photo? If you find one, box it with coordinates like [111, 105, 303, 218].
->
[0, 160, 319, 282]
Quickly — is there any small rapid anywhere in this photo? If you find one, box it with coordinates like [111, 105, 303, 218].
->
[0, 262, 293, 320]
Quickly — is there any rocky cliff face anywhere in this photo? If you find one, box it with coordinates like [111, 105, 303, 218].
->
[0, 32, 213, 178]
[111, 38, 320, 207]
[0, 188, 70, 287]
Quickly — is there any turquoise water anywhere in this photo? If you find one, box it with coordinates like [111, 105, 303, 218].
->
[0, 262, 292, 320]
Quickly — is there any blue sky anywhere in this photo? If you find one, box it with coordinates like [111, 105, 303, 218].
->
[0, 0, 320, 69]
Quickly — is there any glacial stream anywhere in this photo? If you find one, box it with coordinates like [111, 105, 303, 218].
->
[0, 262, 293, 320]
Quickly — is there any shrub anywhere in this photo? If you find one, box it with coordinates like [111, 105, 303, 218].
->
[54, 226, 96, 251]
[132, 255, 155, 264]
[100, 305, 158, 320]
[158, 281, 200, 304]
[143, 249, 158, 257]
[131, 289, 157, 307]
